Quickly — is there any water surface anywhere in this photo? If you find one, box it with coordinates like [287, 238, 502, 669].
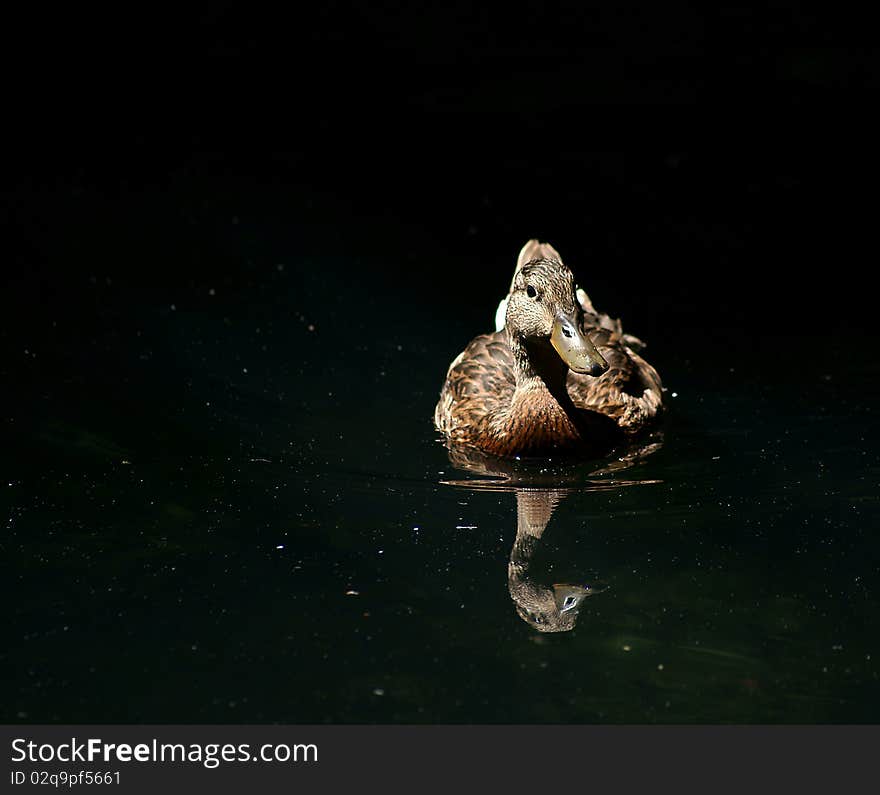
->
[3, 163, 879, 723]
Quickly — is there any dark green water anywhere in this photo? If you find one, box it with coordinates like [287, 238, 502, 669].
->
[3, 159, 879, 723]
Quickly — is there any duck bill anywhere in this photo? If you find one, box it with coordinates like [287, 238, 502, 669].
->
[552, 582, 607, 611]
[550, 315, 609, 376]
[552, 584, 590, 613]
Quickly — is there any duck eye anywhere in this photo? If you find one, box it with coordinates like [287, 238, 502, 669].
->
[526, 285, 538, 299]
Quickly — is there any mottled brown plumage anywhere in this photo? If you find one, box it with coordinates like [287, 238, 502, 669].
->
[434, 240, 664, 457]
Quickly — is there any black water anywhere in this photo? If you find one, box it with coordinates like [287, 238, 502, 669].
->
[3, 146, 878, 723]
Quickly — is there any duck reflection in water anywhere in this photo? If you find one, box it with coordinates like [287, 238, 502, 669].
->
[509, 488, 602, 632]
[442, 438, 662, 633]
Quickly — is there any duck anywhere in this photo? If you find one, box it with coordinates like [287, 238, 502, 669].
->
[434, 240, 664, 458]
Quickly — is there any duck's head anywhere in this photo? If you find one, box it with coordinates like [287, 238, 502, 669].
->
[506, 258, 609, 377]
[512, 583, 600, 633]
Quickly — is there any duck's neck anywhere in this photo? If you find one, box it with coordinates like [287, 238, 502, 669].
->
[509, 489, 562, 580]
[489, 330, 582, 455]
[492, 329, 618, 457]
[507, 330, 572, 405]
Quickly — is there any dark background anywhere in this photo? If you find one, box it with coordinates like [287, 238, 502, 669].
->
[3, 2, 878, 342]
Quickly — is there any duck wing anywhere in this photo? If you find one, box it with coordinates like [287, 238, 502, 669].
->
[434, 331, 516, 437]
[568, 309, 664, 434]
